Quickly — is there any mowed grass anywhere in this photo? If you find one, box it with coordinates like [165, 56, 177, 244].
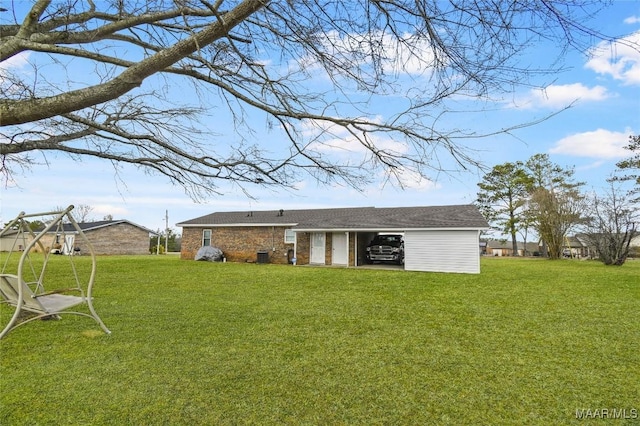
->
[1, 256, 638, 425]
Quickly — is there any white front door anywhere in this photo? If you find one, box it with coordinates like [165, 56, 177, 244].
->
[310, 232, 326, 264]
[332, 232, 348, 265]
[62, 235, 75, 255]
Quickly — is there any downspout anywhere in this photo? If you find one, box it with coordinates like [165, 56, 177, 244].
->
[354, 233, 358, 267]
[293, 232, 297, 265]
[346, 231, 350, 268]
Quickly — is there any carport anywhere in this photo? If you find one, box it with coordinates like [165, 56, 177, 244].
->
[307, 228, 480, 273]
[293, 205, 488, 273]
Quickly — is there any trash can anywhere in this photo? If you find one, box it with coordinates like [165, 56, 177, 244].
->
[257, 250, 269, 264]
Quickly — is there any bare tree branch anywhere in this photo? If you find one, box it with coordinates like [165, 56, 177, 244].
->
[0, 0, 265, 125]
[1, 0, 638, 198]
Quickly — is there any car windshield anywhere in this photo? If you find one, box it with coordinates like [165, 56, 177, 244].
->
[374, 236, 401, 243]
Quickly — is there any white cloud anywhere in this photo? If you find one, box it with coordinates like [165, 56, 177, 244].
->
[585, 31, 640, 86]
[302, 117, 409, 156]
[0, 51, 31, 83]
[314, 133, 408, 156]
[549, 129, 631, 158]
[512, 83, 610, 109]
[623, 16, 640, 24]
[92, 204, 130, 219]
[391, 168, 441, 191]
[0, 51, 30, 72]
[381, 33, 436, 75]
[302, 30, 436, 78]
[575, 160, 605, 171]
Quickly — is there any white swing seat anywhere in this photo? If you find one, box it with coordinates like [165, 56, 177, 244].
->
[0, 273, 104, 334]
[1, 274, 82, 313]
[36, 293, 85, 313]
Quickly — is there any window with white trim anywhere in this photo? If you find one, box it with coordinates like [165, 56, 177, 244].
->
[202, 229, 212, 246]
[284, 229, 295, 244]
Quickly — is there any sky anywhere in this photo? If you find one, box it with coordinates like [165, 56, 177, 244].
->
[1, 2, 639, 236]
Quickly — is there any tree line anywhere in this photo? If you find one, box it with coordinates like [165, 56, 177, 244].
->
[476, 136, 640, 265]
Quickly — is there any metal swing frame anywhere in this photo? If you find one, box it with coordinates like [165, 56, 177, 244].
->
[0, 205, 110, 340]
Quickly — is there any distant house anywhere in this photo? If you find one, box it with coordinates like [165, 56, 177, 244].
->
[0, 220, 156, 255]
[570, 233, 640, 259]
[177, 204, 489, 274]
[485, 240, 540, 257]
[482, 232, 640, 259]
[485, 240, 512, 257]
[562, 235, 591, 258]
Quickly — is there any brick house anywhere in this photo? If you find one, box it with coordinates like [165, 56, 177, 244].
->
[177, 205, 489, 274]
[1, 220, 156, 255]
[485, 240, 541, 257]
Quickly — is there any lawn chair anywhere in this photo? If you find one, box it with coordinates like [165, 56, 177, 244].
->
[0, 206, 110, 340]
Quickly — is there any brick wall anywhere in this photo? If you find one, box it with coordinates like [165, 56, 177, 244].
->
[14, 223, 150, 255]
[181, 228, 362, 266]
[326, 232, 333, 263]
[86, 224, 150, 255]
[181, 226, 296, 264]
[181, 227, 203, 259]
[295, 232, 310, 265]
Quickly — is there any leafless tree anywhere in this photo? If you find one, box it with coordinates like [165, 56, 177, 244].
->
[48, 203, 92, 222]
[1, 1, 637, 198]
[74, 204, 94, 222]
[581, 181, 639, 266]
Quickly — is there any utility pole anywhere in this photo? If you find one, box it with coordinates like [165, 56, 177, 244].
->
[165, 210, 169, 254]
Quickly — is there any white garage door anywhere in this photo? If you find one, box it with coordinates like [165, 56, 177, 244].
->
[404, 230, 481, 274]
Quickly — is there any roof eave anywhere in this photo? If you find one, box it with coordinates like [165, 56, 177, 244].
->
[177, 222, 299, 228]
[293, 227, 489, 232]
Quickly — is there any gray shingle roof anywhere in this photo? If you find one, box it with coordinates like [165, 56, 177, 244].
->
[41, 220, 156, 234]
[177, 204, 488, 230]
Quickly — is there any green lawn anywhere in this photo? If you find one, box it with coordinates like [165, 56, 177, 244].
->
[1, 256, 638, 425]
